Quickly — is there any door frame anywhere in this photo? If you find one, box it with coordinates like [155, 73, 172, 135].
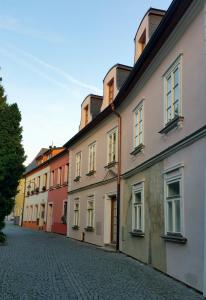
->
[104, 192, 117, 245]
[47, 202, 53, 232]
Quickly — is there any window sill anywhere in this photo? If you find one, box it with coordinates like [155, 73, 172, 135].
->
[159, 116, 184, 134]
[86, 170, 96, 176]
[130, 230, 145, 237]
[161, 233, 187, 244]
[85, 226, 94, 232]
[74, 176, 81, 182]
[104, 161, 117, 169]
[72, 225, 79, 230]
[130, 144, 145, 156]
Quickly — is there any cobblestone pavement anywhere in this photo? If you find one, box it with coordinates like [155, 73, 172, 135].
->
[0, 223, 204, 300]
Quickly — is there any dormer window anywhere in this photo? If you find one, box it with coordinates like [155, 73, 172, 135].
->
[84, 105, 89, 126]
[108, 78, 114, 104]
[138, 29, 146, 55]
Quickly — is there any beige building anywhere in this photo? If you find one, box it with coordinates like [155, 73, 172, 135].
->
[64, 0, 206, 293]
[13, 178, 25, 225]
[66, 65, 132, 247]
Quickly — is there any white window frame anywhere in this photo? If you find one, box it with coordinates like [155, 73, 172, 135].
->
[133, 101, 144, 149]
[164, 164, 184, 235]
[73, 199, 80, 227]
[107, 127, 118, 164]
[88, 142, 96, 172]
[132, 181, 144, 232]
[163, 54, 183, 124]
[64, 164, 69, 183]
[87, 196, 95, 228]
[75, 152, 82, 178]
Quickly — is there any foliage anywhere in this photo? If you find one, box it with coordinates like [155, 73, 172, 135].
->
[0, 77, 25, 233]
[0, 232, 6, 243]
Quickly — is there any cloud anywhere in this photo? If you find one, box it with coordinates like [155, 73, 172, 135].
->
[3, 43, 102, 95]
[0, 46, 71, 91]
[0, 16, 65, 43]
[11, 46, 102, 94]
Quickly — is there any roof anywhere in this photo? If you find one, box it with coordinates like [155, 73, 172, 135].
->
[64, 0, 194, 149]
[103, 64, 132, 82]
[24, 148, 68, 177]
[134, 7, 166, 41]
[24, 148, 48, 174]
[81, 94, 103, 107]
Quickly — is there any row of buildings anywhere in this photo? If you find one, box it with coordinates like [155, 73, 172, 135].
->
[14, 0, 206, 295]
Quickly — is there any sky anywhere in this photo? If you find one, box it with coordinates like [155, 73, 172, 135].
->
[0, 0, 172, 165]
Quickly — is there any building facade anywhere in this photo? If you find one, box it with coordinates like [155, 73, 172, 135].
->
[63, 0, 206, 292]
[66, 65, 132, 247]
[47, 149, 69, 235]
[13, 178, 25, 225]
[23, 147, 64, 231]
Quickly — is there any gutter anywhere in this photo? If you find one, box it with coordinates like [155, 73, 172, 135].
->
[111, 103, 121, 252]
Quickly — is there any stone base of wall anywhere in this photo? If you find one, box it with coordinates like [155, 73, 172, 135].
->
[51, 223, 67, 235]
[22, 222, 46, 231]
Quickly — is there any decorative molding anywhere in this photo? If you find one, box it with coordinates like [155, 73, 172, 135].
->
[130, 144, 145, 156]
[123, 125, 206, 179]
[68, 176, 117, 195]
[159, 116, 184, 134]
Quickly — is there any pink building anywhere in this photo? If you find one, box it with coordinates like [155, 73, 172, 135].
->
[47, 149, 69, 235]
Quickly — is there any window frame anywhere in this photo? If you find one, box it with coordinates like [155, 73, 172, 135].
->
[163, 55, 183, 125]
[75, 152, 82, 178]
[132, 182, 144, 232]
[88, 142, 96, 173]
[87, 196, 95, 228]
[164, 164, 184, 236]
[133, 101, 144, 149]
[107, 127, 118, 164]
[73, 199, 80, 227]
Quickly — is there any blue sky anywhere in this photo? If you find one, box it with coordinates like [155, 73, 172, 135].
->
[0, 0, 172, 164]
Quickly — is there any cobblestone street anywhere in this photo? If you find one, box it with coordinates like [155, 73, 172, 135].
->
[0, 223, 204, 300]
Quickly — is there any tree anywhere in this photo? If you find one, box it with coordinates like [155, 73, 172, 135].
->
[0, 76, 25, 240]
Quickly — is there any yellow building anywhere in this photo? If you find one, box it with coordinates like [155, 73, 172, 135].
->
[14, 178, 25, 225]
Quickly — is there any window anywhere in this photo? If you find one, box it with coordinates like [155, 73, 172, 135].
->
[57, 167, 62, 185]
[43, 173, 47, 188]
[74, 201, 80, 227]
[84, 105, 89, 126]
[108, 78, 114, 103]
[134, 104, 143, 148]
[63, 201, 67, 223]
[75, 152, 82, 178]
[87, 198, 94, 228]
[64, 164, 69, 183]
[50, 171, 54, 187]
[138, 29, 146, 54]
[164, 57, 182, 123]
[107, 128, 117, 164]
[88, 142, 96, 172]
[164, 165, 183, 235]
[132, 183, 144, 232]
[166, 180, 181, 234]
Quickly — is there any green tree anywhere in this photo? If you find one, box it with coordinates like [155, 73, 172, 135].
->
[0, 77, 25, 240]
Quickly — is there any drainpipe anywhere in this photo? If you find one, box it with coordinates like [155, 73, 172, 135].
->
[21, 177, 26, 227]
[111, 103, 121, 252]
[203, 167, 206, 297]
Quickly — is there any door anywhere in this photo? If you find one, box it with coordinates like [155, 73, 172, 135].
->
[111, 196, 117, 244]
[47, 204, 53, 232]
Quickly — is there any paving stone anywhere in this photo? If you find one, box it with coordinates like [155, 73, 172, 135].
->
[0, 223, 204, 300]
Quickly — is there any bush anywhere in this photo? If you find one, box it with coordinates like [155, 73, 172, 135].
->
[0, 232, 6, 244]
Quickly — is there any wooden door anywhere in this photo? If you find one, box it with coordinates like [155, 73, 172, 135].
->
[111, 196, 117, 244]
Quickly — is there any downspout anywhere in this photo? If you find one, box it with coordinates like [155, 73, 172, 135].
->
[21, 177, 26, 226]
[203, 1, 206, 297]
[111, 103, 121, 252]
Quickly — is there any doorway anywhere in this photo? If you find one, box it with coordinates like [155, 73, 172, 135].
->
[47, 203, 53, 232]
[110, 196, 117, 244]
